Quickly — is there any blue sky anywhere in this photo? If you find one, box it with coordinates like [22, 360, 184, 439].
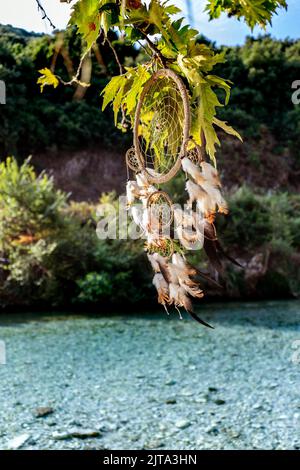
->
[0, 0, 299, 45]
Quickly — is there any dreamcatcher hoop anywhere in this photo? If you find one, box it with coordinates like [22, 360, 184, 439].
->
[134, 68, 191, 184]
[125, 146, 140, 173]
[147, 190, 174, 232]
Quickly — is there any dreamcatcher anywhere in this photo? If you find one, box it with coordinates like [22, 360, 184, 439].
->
[125, 68, 239, 327]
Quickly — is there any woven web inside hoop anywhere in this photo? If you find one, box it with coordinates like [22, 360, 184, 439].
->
[187, 146, 202, 165]
[126, 147, 140, 172]
[147, 191, 174, 232]
[136, 74, 185, 179]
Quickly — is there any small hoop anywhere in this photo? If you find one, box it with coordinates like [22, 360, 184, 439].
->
[147, 190, 174, 231]
[125, 147, 141, 173]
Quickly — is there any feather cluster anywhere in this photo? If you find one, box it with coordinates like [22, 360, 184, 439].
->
[182, 157, 228, 221]
[125, 147, 238, 328]
[148, 252, 213, 327]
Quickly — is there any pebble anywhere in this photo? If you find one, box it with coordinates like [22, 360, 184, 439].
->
[52, 428, 101, 440]
[7, 434, 31, 450]
[33, 407, 54, 418]
[214, 399, 226, 405]
[175, 419, 191, 430]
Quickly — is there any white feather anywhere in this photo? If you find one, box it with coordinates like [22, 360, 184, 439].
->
[153, 273, 169, 294]
[146, 167, 161, 179]
[126, 181, 140, 206]
[181, 157, 205, 185]
[185, 179, 207, 205]
[186, 180, 215, 216]
[147, 253, 161, 273]
[169, 283, 192, 312]
[136, 171, 150, 189]
[198, 181, 228, 214]
[171, 254, 204, 299]
[176, 225, 202, 250]
[174, 207, 204, 249]
[172, 253, 187, 269]
[130, 205, 144, 228]
[201, 161, 221, 187]
[142, 208, 150, 231]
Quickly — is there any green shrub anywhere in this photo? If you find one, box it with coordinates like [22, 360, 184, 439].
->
[219, 187, 273, 249]
[0, 157, 97, 306]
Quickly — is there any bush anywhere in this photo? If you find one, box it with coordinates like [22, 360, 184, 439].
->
[0, 157, 98, 306]
[218, 187, 273, 249]
[0, 157, 151, 308]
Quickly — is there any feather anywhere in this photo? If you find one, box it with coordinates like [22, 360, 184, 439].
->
[187, 310, 214, 329]
[195, 270, 223, 289]
[203, 236, 224, 274]
[142, 207, 150, 231]
[203, 221, 242, 272]
[146, 167, 161, 179]
[136, 171, 149, 189]
[174, 206, 204, 250]
[165, 261, 181, 285]
[201, 161, 221, 188]
[177, 286, 194, 312]
[186, 180, 216, 217]
[181, 282, 204, 299]
[168, 256, 204, 298]
[186, 177, 228, 219]
[147, 253, 161, 273]
[152, 273, 169, 307]
[172, 253, 197, 276]
[126, 181, 140, 206]
[181, 157, 205, 185]
[130, 205, 144, 229]
[153, 253, 172, 284]
[174, 207, 199, 231]
[172, 252, 222, 289]
[199, 181, 228, 215]
[214, 239, 244, 269]
[176, 225, 201, 250]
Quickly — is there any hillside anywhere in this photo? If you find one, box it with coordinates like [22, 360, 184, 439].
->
[1, 25, 300, 199]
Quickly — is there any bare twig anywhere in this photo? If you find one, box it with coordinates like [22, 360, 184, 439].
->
[137, 29, 167, 67]
[35, 0, 56, 29]
[105, 37, 124, 75]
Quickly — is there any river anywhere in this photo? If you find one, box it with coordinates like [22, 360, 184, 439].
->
[0, 300, 299, 450]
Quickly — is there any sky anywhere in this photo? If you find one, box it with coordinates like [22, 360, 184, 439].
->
[0, 0, 299, 46]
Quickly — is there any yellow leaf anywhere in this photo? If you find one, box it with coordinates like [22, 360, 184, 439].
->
[37, 68, 59, 93]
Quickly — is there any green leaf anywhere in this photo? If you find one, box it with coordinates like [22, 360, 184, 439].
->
[69, 0, 101, 50]
[101, 74, 127, 111]
[113, 79, 126, 125]
[124, 65, 151, 114]
[213, 117, 243, 141]
[206, 74, 232, 105]
[205, 0, 287, 30]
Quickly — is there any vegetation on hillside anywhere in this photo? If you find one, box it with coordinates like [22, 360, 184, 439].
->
[1, 24, 300, 175]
